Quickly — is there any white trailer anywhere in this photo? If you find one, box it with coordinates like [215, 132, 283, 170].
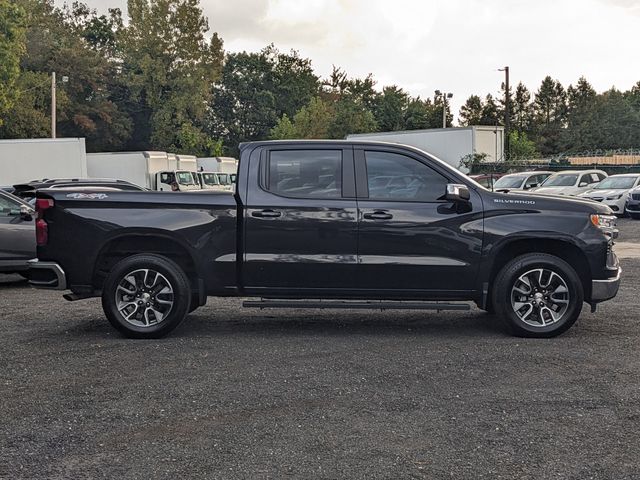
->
[0, 138, 87, 186]
[197, 157, 238, 191]
[197, 156, 238, 174]
[86, 151, 200, 192]
[347, 126, 505, 171]
[176, 154, 198, 172]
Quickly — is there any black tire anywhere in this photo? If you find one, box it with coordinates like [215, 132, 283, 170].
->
[101, 254, 191, 339]
[492, 253, 583, 338]
[629, 212, 640, 220]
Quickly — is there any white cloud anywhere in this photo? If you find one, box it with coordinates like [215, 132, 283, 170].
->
[58, 0, 640, 120]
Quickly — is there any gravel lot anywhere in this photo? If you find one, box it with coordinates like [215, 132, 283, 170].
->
[1, 219, 640, 479]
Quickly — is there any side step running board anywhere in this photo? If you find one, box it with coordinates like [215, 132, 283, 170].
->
[242, 299, 471, 311]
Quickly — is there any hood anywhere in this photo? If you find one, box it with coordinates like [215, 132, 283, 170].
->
[579, 188, 628, 198]
[530, 186, 577, 195]
[486, 190, 613, 215]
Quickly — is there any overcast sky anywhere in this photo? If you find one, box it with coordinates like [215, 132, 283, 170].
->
[58, 0, 640, 116]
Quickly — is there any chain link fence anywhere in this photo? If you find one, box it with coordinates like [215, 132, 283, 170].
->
[469, 149, 640, 175]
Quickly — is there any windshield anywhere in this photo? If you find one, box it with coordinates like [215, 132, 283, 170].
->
[202, 173, 220, 186]
[176, 171, 196, 185]
[541, 174, 578, 187]
[217, 173, 231, 185]
[594, 176, 637, 190]
[493, 175, 526, 189]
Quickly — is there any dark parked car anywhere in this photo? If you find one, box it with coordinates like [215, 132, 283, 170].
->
[30, 140, 620, 339]
[469, 173, 504, 190]
[0, 190, 36, 275]
[13, 178, 146, 202]
[626, 185, 640, 219]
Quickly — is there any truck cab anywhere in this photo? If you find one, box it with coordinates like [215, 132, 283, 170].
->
[155, 170, 201, 192]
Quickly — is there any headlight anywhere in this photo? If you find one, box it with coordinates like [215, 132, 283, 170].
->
[590, 214, 617, 229]
[605, 194, 623, 200]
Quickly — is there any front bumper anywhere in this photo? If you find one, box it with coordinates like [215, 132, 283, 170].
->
[591, 267, 622, 302]
[28, 259, 67, 290]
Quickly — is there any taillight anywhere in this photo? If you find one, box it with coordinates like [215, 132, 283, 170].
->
[35, 219, 48, 246]
[35, 198, 54, 246]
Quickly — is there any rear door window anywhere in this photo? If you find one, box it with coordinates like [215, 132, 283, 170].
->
[267, 150, 343, 199]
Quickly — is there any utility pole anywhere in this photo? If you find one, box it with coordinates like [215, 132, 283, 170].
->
[51, 71, 56, 139]
[435, 90, 453, 128]
[499, 66, 510, 159]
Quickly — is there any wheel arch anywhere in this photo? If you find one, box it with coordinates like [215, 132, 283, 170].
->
[485, 237, 592, 305]
[93, 232, 201, 292]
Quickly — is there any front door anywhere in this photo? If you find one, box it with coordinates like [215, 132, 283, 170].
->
[355, 148, 483, 297]
[243, 145, 358, 295]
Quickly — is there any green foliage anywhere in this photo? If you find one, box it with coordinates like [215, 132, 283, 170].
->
[328, 95, 377, 139]
[121, 0, 223, 150]
[293, 97, 332, 138]
[4, 0, 640, 159]
[508, 131, 538, 159]
[0, 0, 26, 125]
[513, 82, 532, 133]
[269, 114, 296, 140]
[459, 95, 483, 126]
[374, 85, 408, 131]
[209, 46, 320, 153]
[459, 152, 488, 171]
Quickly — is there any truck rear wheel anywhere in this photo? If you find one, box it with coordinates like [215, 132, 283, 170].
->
[101, 254, 191, 339]
[492, 253, 583, 338]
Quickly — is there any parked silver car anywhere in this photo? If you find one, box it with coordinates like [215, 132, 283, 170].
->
[0, 190, 36, 275]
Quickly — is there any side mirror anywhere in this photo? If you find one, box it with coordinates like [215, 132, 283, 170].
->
[579, 182, 588, 187]
[20, 204, 34, 221]
[446, 183, 471, 202]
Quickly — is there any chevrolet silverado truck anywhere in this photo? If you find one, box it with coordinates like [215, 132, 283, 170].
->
[29, 140, 621, 339]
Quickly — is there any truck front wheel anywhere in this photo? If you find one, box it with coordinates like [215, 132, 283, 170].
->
[492, 253, 584, 338]
[101, 254, 192, 339]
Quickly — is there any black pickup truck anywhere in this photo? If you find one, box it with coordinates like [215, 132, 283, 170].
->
[29, 140, 621, 338]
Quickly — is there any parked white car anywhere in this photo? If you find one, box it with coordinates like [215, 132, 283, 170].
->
[530, 169, 607, 196]
[577, 173, 640, 216]
[492, 171, 553, 192]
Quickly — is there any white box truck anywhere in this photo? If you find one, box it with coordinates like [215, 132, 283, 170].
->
[347, 126, 504, 172]
[86, 151, 200, 192]
[196, 157, 238, 191]
[0, 138, 87, 186]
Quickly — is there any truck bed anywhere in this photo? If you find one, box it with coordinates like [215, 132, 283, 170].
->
[36, 190, 238, 295]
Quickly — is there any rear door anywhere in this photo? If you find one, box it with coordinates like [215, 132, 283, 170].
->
[355, 147, 484, 296]
[243, 145, 358, 295]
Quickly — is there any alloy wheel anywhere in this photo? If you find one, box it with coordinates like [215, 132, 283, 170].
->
[510, 268, 570, 327]
[115, 269, 174, 327]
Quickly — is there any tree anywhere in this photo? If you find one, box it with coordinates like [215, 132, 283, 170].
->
[533, 76, 567, 154]
[263, 45, 320, 120]
[120, 0, 223, 150]
[210, 46, 321, 153]
[512, 82, 532, 133]
[508, 131, 538, 159]
[480, 94, 500, 125]
[0, 0, 26, 126]
[569, 88, 640, 151]
[269, 114, 296, 140]
[374, 85, 408, 131]
[1, 1, 132, 149]
[328, 95, 377, 139]
[404, 97, 439, 130]
[459, 95, 483, 126]
[292, 96, 332, 138]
